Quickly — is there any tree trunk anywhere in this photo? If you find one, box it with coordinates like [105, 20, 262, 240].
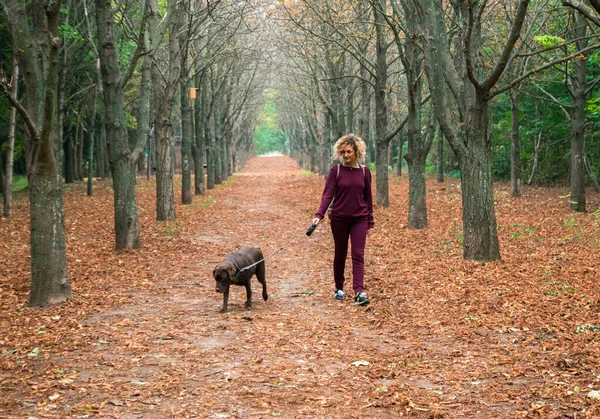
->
[359, 71, 371, 164]
[346, 83, 354, 133]
[95, 122, 106, 178]
[213, 133, 223, 184]
[137, 34, 152, 182]
[321, 113, 331, 175]
[28, 156, 71, 306]
[103, 126, 111, 178]
[221, 135, 228, 180]
[193, 73, 206, 195]
[64, 129, 75, 183]
[153, 0, 182, 220]
[76, 121, 84, 180]
[191, 139, 203, 195]
[87, 133, 94, 196]
[402, 19, 431, 229]
[373, 0, 389, 206]
[215, 139, 223, 184]
[396, 133, 404, 177]
[193, 119, 204, 195]
[212, 95, 223, 184]
[180, 79, 193, 205]
[407, 157, 427, 228]
[111, 156, 141, 248]
[3, 58, 18, 217]
[207, 133, 216, 190]
[436, 126, 444, 183]
[3, 0, 72, 306]
[527, 132, 541, 185]
[413, 0, 525, 261]
[57, 25, 68, 182]
[510, 90, 521, 197]
[459, 151, 500, 261]
[569, 15, 588, 212]
[96, 0, 142, 248]
[146, 128, 154, 180]
[460, 99, 500, 261]
[87, 91, 97, 197]
[155, 125, 176, 220]
[375, 136, 389, 206]
[226, 133, 234, 177]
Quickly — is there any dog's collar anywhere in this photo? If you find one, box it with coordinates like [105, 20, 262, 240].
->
[232, 262, 243, 278]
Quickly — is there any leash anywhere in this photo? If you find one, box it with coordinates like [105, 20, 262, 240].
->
[236, 222, 318, 274]
[237, 240, 294, 274]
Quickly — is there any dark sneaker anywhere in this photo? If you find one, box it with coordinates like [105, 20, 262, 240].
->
[354, 292, 370, 306]
[334, 289, 346, 301]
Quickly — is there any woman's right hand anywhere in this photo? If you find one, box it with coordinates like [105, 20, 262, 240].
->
[312, 217, 321, 226]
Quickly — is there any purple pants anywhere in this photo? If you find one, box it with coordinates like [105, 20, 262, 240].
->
[330, 218, 368, 294]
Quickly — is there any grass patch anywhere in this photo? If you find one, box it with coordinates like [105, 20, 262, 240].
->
[161, 222, 180, 237]
[298, 170, 313, 175]
[197, 195, 215, 207]
[543, 281, 576, 296]
[0, 175, 28, 196]
[13, 175, 28, 191]
[507, 223, 538, 241]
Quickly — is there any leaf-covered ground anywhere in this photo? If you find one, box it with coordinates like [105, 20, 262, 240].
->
[1, 155, 599, 418]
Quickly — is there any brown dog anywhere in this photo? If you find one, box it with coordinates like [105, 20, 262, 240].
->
[213, 247, 268, 313]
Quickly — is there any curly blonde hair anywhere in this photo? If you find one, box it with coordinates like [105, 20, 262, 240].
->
[331, 133, 367, 163]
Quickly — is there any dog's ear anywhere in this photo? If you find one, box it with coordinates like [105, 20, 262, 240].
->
[213, 265, 219, 279]
[226, 265, 237, 281]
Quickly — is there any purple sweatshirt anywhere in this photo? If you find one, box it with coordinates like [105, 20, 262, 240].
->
[315, 164, 374, 228]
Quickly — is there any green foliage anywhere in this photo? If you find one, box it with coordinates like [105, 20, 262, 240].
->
[0, 118, 26, 176]
[485, 26, 600, 186]
[558, 212, 593, 244]
[490, 84, 571, 183]
[534, 35, 565, 48]
[588, 49, 600, 68]
[13, 175, 28, 191]
[0, 175, 27, 196]
[447, 169, 461, 179]
[161, 221, 180, 237]
[508, 223, 537, 241]
[575, 324, 600, 334]
[59, 22, 85, 42]
[253, 99, 286, 154]
[544, 281, 576, 296]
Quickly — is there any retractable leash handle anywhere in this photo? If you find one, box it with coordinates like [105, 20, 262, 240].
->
[306, 223, 317, 236]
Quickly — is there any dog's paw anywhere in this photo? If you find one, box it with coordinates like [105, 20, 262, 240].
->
[219, 307, 228, 313]
[244, 302, 252, 309]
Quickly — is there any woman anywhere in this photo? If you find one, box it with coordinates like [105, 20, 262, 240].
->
[312, 134, 374, 305]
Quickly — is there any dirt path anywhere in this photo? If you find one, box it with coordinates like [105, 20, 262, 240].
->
[3, 155, 599, 418]
[88, 155, 416, 419]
